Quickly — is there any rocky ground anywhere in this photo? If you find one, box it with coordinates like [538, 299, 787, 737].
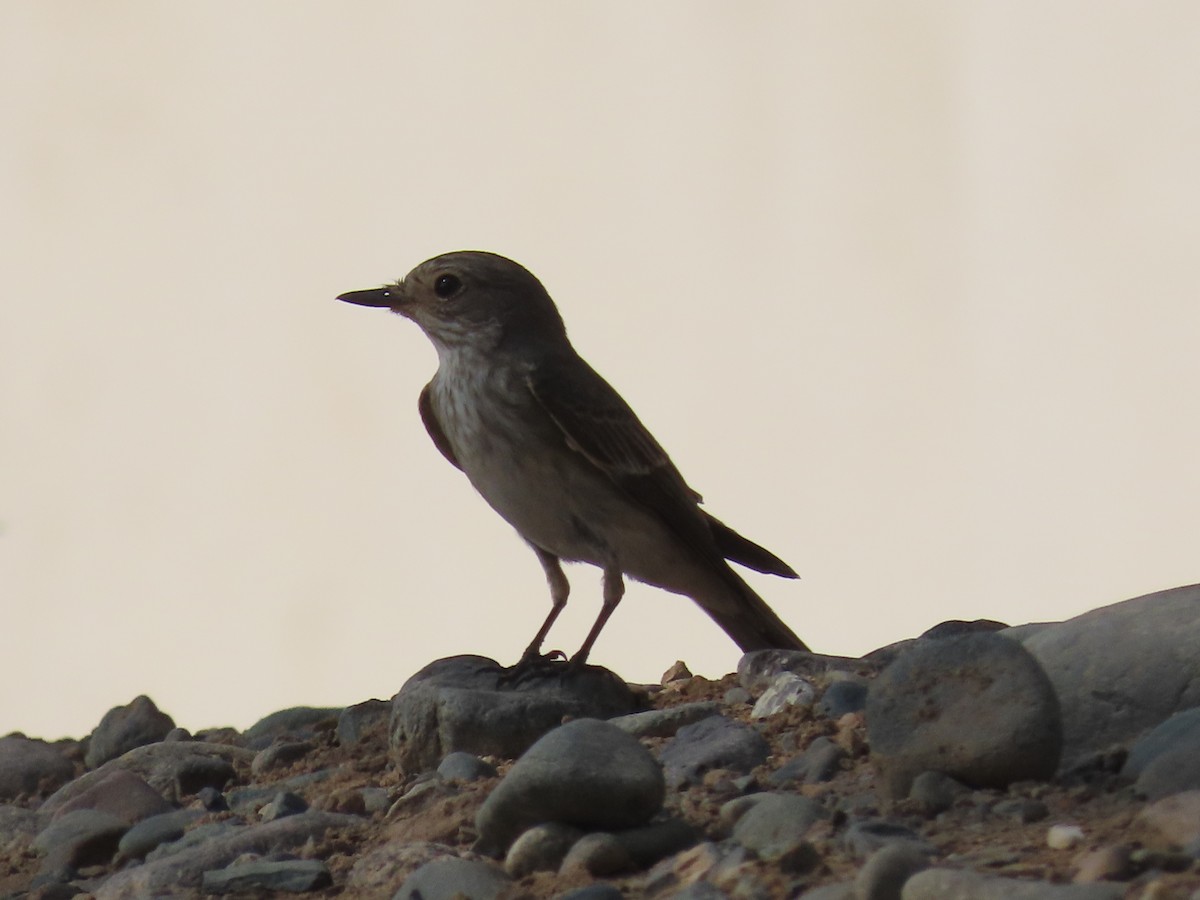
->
[3, 583, 1200, 899]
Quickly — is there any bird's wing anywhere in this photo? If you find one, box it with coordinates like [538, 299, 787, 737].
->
[525, 356, 719, 552]
[419, 381, 462, 470]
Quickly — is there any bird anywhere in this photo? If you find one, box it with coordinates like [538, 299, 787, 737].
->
[338, 251, 808, 665]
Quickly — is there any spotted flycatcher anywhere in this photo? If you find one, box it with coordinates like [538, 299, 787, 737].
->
[338, 251, 807, 664]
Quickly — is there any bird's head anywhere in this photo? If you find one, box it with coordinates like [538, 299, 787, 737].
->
[338, 251, 567, 356]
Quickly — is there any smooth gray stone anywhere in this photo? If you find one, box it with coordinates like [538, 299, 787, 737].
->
[609, 702, 721, 738]
[93, 811, 360, 898]
[437, 751, 498, 782]
[769, 737, 846, 787]
[867, 632, 1061, 798]
[337, 699, 390, 746]
[819, 679, 869, 718]
[85, 696, 175, 770]
[251, 740, 315, 775]
[659, 715, 770, 788]
[854, 842, 929, 900]
[34, 808, 127, 869]
[800, 883, 854, 899]
[557, 884, 626, 900]
[242, 706, 341, 750]
[1123, 706, 1200, 799]
[900, 868, 1124, 899]
[843, 820, 932, 860]
[505, 822, 583, 877]
[260, 790, 309, 821]
[393, 855, 511, 900]
[391, 655, 640, 774]
[116, 808, 204, 862]
[201, 858, 332, 893]
[560, 832, 632, 876]
[0, 736, 75, 801]
[1017, 583, 1200, 767]
[907, 771, 969, 816]
[475, 718, 664, 856]
[728, 793, 827, 868]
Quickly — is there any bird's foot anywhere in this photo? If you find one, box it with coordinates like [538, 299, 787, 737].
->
[499, 648, 569, 684]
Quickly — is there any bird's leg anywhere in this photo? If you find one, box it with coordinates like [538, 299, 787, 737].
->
[519, 545, 570, 664]
[569, 563, 625, 668]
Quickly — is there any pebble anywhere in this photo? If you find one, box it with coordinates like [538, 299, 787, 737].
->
[259, 790, 308, 821]
[750, 672, 816, 718]
[34, 808, 128, 872]
[251, 740, 314, 776]
[0, 736, 76, 801]
[866, 632, 1062, 799]
[659, 715, 770, 789]
[474, 718, 664, 856]
[201, 858, 332, 893]
[819, 678, 869, 718]
[115, 809, 204, 862]
[610, 701, 722, 738]
[390, 655, 639, 774]
[394, 855, 511, 900]
[769, 737, 846, 787]
[842, 820, 932, 860]
[242, 706, 341, 750]
[901, 867, 1125, 899]
[560, 832, 633, 876]
[1072, 843, 1135, 882]
[907, 770, 969, 816]
[505, 822, 583, 876]
[854, 841, 929, 899]
[173, 754, 237, 798]
[51, 769, 172, 825]
[436, 751, 497, 782]
[1134, 789, 1200, 849]
[85, 696, 176, 770]
[1046, 824, 1086, 849]
[727, 792, 826, 871]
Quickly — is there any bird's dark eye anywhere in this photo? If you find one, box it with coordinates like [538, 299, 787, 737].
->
[433, 274, 462, 299]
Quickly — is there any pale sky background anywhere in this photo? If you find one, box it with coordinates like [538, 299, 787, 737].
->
[3, 3, 1199, 740]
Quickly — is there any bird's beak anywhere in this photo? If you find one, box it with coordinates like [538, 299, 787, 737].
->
[336, 287, 398, 309]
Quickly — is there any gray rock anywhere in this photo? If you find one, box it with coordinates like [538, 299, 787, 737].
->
[866, 632, 1062, 799]
[85, 695, 175, 769]
[115, 809, 203, 862]
[0, 803, 38, 843]
[393, 855, 511, 900]
[337, 699, 389, 746]
[920, 619, 1010, 640]
[738, 649, 875, 693]
[144, 821, 238, 862]
[1134, 790, 1200, 849]
[201, 858, 332, 893]
[991, 797, 1050, 824]
[1017, 583, 1200, 766]
[242, 706, 341, 750]
[474, 718, 664, 856]
[437, 751, 498, 782]
[173, 754, 237, 798]
[900, 868, 1124, 899]
[557, 884, 625, 900]
[854, 842, 929, 900]
[560, 832, 633, 876]
[751, 673, 816, 718]
[843, 820, 932, 860]
[51, 769, 172, 824]
[251, 740, 315, 775]
[260, 790, 309, 821]
[610, 701, 722, 738]
[345, 840, 457, 894]
[505, 822, 583, 876]
[42, 742, 252, 816]
[608, 816, 697, 868]
[659, 715, 770, 788]
[819, 679, 869, 718]
[93, 811, 360, 898]
[907, 771, 969, 817]
[34, 808, 128, 871]
[1123, 706, 1200, 799]
[390, 655, 640, 774]
[0, 735, 75, 801]
[670, 884, 731, 900]
[800, 884, 854, 900]
[727, 792, 826, 870]
[769, 737, 846, 787]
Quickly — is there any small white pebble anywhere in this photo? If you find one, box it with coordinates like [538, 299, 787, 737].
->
[1046, 823, 1085, 849]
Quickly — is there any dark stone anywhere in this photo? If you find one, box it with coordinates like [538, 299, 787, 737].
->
[437, 751, 498, 782]
[0, 736, 75, 801]
[819, 680, 869, 718]
[242, 706, 341, 750]
[85, 696, 175, 769]
[769, 736, 846, 787]
[337, 699, 389, 746]
[251, 740, 315, 775]
[52, 769, 172, 825]
[1124, 706, 1200, 799]
[394, 855, 511, 900]
[659, 715, 770, 788]
[609, 702, 722, 739]
[116, 809, 204, 862]
[33, 808, 127, 871]
[201, 858, 332, 893]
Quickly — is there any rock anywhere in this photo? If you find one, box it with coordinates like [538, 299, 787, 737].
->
[1134, 790, 1200, 849]
[769, 736, 846, 787]
[866, 632, 1062, 798]
[390, 655, 640, 774]
[802, 884, 854, 900]
[854, 842, 929, 900]
[610, 701, 721, 738]
[474, 718, 664, 856]
[559, 832, 633, 876]
[607, 816, 697, 868]
[900, 868, 1124, 899]
[51, 769, 172, 825]
[1017, 583, 1200, 766]
[337, 699, 390, 746]
[394, 855, 511, 900]
[42, 743, 252, 816]
[662, 661, 693, 683]
[727, 792, 826, 870]
[1073, 844, 1135, 882]
[93, 811, 360, 898]
[558, 884, 625, 900]
[344, 840, 458, 894]
[750, 672, 816, 718]
[242, 706, 341, 750]
[0, 736, 75, 801]
[115, 809, 203, 862]
[990, 797, 1050, 824]
[819, 679, 869, 718]
[907, 770, 969, 816]
[251, 740, 314, 775]
[659, 715, 770, 789]
[201, 859, 332, 893]
[642, 841, 747, 896]
[173, 754, 237, 798]
[34, 808, 128, 873]
[843, 820, 932, 860]
[260, 790, 309, 821]
[437, 751, 497, 782]
[1122, 706, 1200, 800]
[1047, 824, 1086, 850]
[920, 618, 1010, 640]
[738, 649, 872, 693]
[504, 822, 583, 876]
[85, 696, 175, 769]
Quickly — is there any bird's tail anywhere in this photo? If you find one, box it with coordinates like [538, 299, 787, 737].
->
[696, 567, 810, 653]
